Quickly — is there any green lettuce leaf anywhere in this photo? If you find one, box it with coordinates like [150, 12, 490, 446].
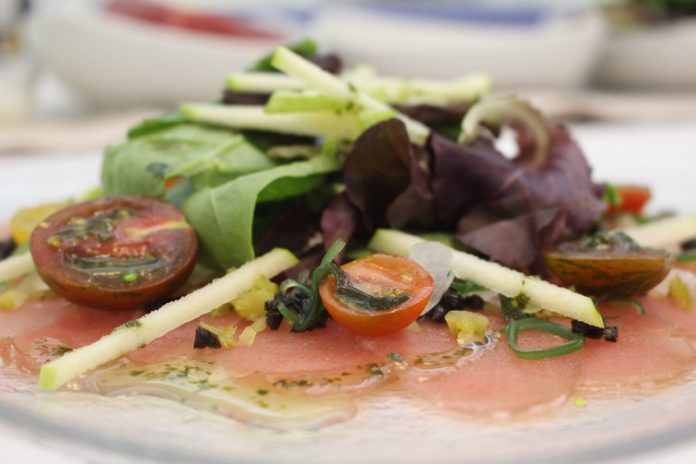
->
[184, 156, 340, 269]
[102, 125, 275, 198]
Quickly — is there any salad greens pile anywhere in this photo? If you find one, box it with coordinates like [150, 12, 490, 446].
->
[102, 39, 605, 277]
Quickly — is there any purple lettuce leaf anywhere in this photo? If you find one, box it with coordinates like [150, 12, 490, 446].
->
[320, 192, 359, 259]
[456, 207, 567, 272]
[396, 103, 470, 127]
[430, 124, 604, 234]
[342, 119, 413, 230]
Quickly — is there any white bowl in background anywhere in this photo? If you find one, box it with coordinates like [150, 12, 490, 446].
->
[27, 1, 294, 108]
[595, 18, 696, 91]
[311, 4, 607, 90]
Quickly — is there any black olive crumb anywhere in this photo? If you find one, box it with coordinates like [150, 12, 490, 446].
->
[681, 238, 696, 251]
[571, 320, 618, 343]
[0, 238, 16, 260]
[264, 300, 283, 330]
[193, 326, 221, 349]
[425, 289, 486, 323]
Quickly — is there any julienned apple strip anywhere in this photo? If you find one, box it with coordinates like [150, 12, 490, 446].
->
[368, 229, 604, 328]
[225, 71, 492, 106]
[269, 46, 430, 146]
[179, 104, 363, 140]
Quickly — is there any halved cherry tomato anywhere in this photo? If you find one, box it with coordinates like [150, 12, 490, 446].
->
[606, 185, 651, 215]
[30, 196, 198, 310]
[319, 254, 434, 337]
[545, 231, 672, 296]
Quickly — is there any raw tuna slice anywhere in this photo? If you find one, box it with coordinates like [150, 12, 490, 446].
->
[356, 319, 458, 359]
[575, 304, 696, 394]
[404, 329, 581, 417]
[2, 300, 140, 371]
[0, 298, 72, 339]
[130, 315, 382, 377]
[644, 286, 696, 339]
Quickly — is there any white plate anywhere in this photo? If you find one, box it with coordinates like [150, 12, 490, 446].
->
[2, 121, 696, 463]
[27, 1, 291, 108]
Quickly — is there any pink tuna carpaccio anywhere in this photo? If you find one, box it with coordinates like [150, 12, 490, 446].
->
[1, 293, 696, 418]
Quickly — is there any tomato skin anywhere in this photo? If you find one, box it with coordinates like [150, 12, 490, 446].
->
[30, 196, 198, 310]
[607, 185, 651, 215]
[319, 254, 434, 337]
[544, 232, 672, 296]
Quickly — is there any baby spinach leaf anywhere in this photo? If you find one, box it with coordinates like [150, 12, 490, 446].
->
[184, 156, 340, 270]
[102, 125, 275, 199]
[249, 38, 318, 72]
[127, 112, 188, 139]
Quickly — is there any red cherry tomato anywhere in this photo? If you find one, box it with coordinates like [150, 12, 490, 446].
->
[319, 254, 434, 337]
[30, 196, 198, 310]
[607, 185, 651, 215]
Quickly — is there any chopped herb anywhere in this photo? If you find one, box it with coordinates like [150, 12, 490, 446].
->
[677, 251, 696, 263]
[450, 279, 486, 295]
[388, 352, 404, 362]
[145, 162, 171, 179]
[273, 379, 312, 389]
[602, 183, 622, 208]
[502, 318, 585, 360]
[499, 295, 530, 321]
[122, 272, 138, 283]
[113, 319, 143, 332]
[578, 231, 640, 253]
[367, 363, 384, 376]
[52, 346, 72, 358]
[129, 369, 145, 377]
[573, 397, 587, 408]
[271, 240, 345, 332]
[256, 389, 269, 396]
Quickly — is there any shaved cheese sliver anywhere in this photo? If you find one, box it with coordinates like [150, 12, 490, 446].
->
[410, 242, 454, 315]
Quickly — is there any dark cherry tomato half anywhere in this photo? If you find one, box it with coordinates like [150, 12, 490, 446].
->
[545, 232, 672, 296]
[319, 254, 434, 337]
[30, 195, 198, 310]
[606, 185, 651, 215]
